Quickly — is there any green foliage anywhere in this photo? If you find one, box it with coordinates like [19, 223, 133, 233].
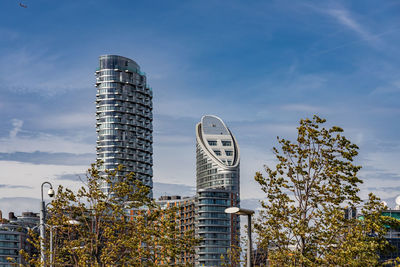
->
[254, 115, 392, 266]
[22, 162, 198, 266]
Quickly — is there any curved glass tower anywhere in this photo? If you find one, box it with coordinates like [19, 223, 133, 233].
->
[195, 115, 240, 267]
[196, 115, 240, 193]
[95, 55, 153, 195]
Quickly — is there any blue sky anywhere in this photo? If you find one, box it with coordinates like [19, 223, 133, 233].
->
[0, 0, 400, 214]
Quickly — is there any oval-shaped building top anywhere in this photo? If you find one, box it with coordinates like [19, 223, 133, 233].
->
[198, 115, 239, 168]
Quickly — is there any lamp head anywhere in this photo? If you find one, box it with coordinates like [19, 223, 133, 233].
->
[47, 188, 55, 198]
[225, 207, 240, 214]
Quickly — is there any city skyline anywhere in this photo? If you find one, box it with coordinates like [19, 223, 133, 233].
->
[0, 1, 400, 215]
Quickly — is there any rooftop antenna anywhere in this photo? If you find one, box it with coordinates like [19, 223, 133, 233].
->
[395, 196, 400, 210]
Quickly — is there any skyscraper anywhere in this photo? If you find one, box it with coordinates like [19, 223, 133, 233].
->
[95, 55, 153, 195]
[195, 115, 240, 266]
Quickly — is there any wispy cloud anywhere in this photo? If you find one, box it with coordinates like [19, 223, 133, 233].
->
[56, 173, 86, 181]
[370, 80, 400, 96]
[9, 119, 23, 138]
[327, 8, 374, 41]
[0, 184, 32, 189]
[0, 47, 92, 95]
[0, 151, 95, 165]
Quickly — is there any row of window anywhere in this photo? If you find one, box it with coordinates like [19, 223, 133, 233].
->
[198, 233, 229, 239]
[200, 240, 229, 246]
[0, 248, 18, 255]
[199, 199, 228, 205]
[97, 93, 151, 102]
[198, 226, 228, 232]
[198, 192, 230, 198]
[97, 86, 152, 97]
[198, 206, 226, 212]
[0, 235, 18, 241]
[198, 212, 228, 219]
[198, 180, 224, 187]
[207, 140, 232, 146]
[198, 247, 228, 253]
[198, 219, 230, 226]
[213, 150, 233, 156]
[0, 242, 18, 248]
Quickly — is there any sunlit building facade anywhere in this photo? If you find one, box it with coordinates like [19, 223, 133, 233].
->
[95, 55, 153, 195]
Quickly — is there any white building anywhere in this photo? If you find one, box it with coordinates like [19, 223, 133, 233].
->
[196, 115, 240, 193]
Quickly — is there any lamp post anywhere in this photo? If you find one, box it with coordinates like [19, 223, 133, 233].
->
[225, 207, 255, 267]
[40, 182, 55, 266]
[49, 220, 80, 267]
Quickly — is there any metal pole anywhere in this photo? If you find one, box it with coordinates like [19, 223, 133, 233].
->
[40, 199, 46, 266]
[50, 227, 53, 267]
[40, 181, 53, 267]
[247, 214, 253, 267]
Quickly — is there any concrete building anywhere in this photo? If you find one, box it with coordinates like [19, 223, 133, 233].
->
[95, 55, 153, 195]
[0, 212, 39, 267]
[195, 115, 240, 267]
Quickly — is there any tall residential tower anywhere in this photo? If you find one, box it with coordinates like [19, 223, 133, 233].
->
[195, 115, 240, 267]
[95, 55, 153, 195]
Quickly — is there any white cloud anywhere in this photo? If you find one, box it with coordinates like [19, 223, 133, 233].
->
[0, 161, 86, 200]
[370, 81, 400, 96]
[36, 112, 95, 130]
[9, 119, 23, 138]
[327, 8, 372, 41]
[0, 48, 92, 95]
[0, 133, 94, 154]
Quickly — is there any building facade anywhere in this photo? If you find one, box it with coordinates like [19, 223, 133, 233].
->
[95, 55, 153, 195]
[195, 115, 240, 267]
[0, 212, 39, 267]
[196, 189, 240, 266]
[380, 210, 400, 263]
[157, 195, 197, 265]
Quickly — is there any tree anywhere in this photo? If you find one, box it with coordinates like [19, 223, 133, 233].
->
[254, 115, 394, 266]
[22, 162, 198, 266]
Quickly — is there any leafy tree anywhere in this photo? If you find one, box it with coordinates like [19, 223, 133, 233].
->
[254, 115, 396, 266]
[22, 162, 198, 266]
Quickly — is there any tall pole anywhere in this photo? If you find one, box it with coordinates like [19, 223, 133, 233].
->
[247, 214, 253, 267]
[49, 227, 53, 267]
[40, 181, 53, 266]
[40, 200, 46, 266]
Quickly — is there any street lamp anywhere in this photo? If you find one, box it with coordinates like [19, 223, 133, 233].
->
[40, 181, 54, 266]
[49, 220, 80, 267]
[225, 207, 255, 267]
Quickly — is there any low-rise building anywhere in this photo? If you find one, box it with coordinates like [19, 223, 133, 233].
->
[157, 195, 197, 265]
[0, 211, 39, 267]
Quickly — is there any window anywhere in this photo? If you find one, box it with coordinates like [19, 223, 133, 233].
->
[213, 150, 221, 156]
[222, 140, 231, 146]
[225, 150, 233, 156]
[208, 140, 217, 146]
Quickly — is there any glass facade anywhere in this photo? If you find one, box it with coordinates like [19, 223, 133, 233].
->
[195, 115, 240, 267]
[95, 55, 153, 195]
